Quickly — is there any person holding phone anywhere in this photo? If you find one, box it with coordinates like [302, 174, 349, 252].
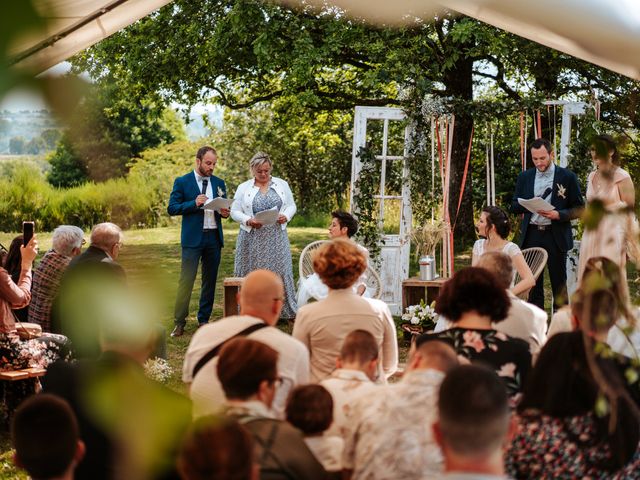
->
[0, 233, 38, 334]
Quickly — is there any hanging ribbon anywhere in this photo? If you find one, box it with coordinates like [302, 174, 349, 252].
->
[536, 109, 542, 140]
[431, 117, 436, 220]
[453, 126, 474, 231]
[524, 112, 528, 170]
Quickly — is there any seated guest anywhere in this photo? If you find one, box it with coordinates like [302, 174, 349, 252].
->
[419, 267, 531, 397]
[0, 235, 61, 370]
[0, 236, 35, 333]
[435, 252, 547, 357]
[298, 210, 370, 305]
[506, 331, 640, 478]
[548, 256, 640, 358]
[472, 205, 535, 296]
[433, 364, 514, 479]
[218, 338, 326, 480]
[286, 385, 343, 475]
[11, 394, 85, 480]
[319, 329, 379, 438]
[53, 222, 126, 359]
[183, 269, 309, 419]
[343, 340, 458, 480]
[28, 225, 84, 332]
[3, 235, 28, 321]
[293, 239, 397, 382]
[178, 416, 258, 480]
[43, 285, 192, 480]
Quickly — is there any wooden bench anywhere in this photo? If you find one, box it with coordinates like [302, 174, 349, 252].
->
[0, 367, 47, 425]
[223, 277, 244, 317]
[0, 367, 47, 381]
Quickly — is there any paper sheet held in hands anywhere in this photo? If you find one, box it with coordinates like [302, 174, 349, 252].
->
[517, 197, 555, 214]
[203, 197, 233, 212]
[254, 207, 279, 225]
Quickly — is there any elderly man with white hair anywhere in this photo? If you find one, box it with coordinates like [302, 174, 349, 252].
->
[28, 225, 85, 332]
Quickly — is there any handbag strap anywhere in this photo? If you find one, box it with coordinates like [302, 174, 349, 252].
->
[192, 322, 268, 378]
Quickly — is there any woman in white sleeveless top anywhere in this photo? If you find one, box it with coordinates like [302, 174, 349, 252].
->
[472, 205, 535, 296]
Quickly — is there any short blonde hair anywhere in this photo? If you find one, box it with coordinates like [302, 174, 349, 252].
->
[250, 152, 272, 172]
[313, 239, 367, 290]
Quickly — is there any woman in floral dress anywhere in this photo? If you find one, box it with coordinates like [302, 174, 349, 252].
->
[417, 267, 531, 397]
[231, 152, 298, 319]
[506, 331, 640, 479]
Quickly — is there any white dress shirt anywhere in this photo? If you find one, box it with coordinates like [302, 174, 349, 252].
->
[530, 163, 555, 225]
[193, 170, 216, 229]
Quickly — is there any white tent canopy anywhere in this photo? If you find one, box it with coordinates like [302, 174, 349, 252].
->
[10, 0, 173, 73]
[10, 0, 640, 80]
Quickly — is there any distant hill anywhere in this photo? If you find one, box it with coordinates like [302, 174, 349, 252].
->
[0, 110, 60, 154]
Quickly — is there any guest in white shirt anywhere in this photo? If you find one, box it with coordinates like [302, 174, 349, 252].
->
[547, 257, 640, 358]
[342, 340, 458, 480]
[183, 269, 309, 419]
[432, 364, 515, 480]
[320, 329, 379, 438]
[286, 385, 344, 474]
[292, 239, 398, 382]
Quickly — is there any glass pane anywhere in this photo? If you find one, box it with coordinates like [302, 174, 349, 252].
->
[386, 119, 408, 157]
[381, 198, 402, 235]
[365, 119, 384, 156]
[384, 158, 404, 196]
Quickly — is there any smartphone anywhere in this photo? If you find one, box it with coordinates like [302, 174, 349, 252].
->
[22, 221, 35, 247]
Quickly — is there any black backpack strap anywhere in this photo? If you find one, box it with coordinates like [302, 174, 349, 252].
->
[191, 322, 268, 378]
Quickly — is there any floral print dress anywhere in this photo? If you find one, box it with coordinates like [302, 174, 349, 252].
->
[420, 327, 531, 396]
[506, 411, 640, 479]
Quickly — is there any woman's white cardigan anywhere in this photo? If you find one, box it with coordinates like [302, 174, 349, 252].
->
[231, 176, 297, 232]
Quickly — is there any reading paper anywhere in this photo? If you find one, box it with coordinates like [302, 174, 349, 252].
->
[517, 197, 555, 214]
[203, 197, 233, 212]
[254, 207, 279, 225]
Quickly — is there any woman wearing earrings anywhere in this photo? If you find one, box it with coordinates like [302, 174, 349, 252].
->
[473, 205, 535, 296]
[577, 134, 636, 280]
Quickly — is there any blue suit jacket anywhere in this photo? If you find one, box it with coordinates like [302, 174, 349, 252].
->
[511, 166, 584, 252]
[167, 172, 226, 248]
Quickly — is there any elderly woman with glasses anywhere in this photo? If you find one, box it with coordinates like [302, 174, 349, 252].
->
[231, 152, 298, 320]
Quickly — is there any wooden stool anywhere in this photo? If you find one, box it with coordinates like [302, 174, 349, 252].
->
[401, 277, 448, 311]
[223, 277, 244, 317]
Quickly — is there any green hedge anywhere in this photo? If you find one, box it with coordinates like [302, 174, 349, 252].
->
[0, 162, 163, 231]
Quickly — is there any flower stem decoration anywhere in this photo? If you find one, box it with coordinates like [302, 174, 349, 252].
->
[409, 219, 448, 260]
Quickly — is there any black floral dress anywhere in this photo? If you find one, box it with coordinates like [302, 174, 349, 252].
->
[419, 327, 531, 396]
[506, 411, 640, 479]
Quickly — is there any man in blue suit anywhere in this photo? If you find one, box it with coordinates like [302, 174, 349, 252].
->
[511, 138, 584, 311]
[168, 146, 230, 337]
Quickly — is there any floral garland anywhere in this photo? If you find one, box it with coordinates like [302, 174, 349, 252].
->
[352, 146, 384, 263]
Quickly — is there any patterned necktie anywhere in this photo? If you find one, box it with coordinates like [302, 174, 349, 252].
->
[201, 178, 208, 195]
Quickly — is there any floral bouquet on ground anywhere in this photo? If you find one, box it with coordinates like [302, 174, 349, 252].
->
[143, 357, 174, 384]
[401, 300, 438, 333]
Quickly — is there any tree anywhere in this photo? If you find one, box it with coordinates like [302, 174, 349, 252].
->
[47, 135, 88, 187]
[40, 128, 61, 150]
[9, 136, 25, 154]
[71, 0, 638, 240]
[25, 136, 46, 154]
[48, 82, 187, 184]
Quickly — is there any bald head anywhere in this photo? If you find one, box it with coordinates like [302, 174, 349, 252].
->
[476, 251, 513, 291]
[409, 339, 458, 374]
[239, 270, 284, 325]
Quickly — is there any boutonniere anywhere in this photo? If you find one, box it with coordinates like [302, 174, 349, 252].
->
[217, 186, 225, 197]
[557, 183, 566, 199]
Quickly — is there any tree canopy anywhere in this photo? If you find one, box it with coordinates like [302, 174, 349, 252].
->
[70, 0, 640, 239]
